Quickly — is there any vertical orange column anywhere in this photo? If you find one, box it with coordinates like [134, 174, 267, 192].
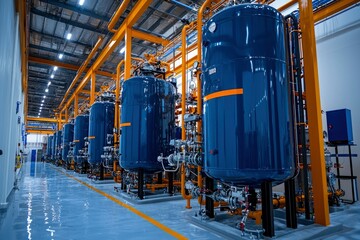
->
[90, 71, 96, 105]
[74, 94, 78, 118]
[65, 108, 68, 122]
[124, 27, 132, 80]
[299, 0, 330, 226]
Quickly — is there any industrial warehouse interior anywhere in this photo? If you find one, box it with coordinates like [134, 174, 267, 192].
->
[1, 0, 360, 239]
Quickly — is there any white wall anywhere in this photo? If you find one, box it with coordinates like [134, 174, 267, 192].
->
[0, 0, 25, 208]
[316, 5, 360, 198]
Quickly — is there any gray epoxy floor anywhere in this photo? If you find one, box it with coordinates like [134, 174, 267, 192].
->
[1, 161, 360, 240]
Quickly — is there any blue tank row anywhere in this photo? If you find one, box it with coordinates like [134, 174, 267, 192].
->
[120, 76, 176, 173]
[88, 101, 115, 165]
[55, 130, 62, 159]
[47, 136, 53, 157]
[62, 123, 74, 162]
[202, 4, 295, 186]
[73, 114, 89, 164]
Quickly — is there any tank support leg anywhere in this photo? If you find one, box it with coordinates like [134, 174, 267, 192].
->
[262, 181, 274, 237]
[138, 168, 144, 200]
[205, 177, 214, 218]
[121, 169, 126, 191]
[285, 178, 298, 228]
[100, 164, 104, 180]
[157, 172, 163, 184]
[168, 172, 173, 195]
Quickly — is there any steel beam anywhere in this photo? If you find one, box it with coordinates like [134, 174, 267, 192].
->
[60, 0, 153, 111]
[29, 56, 79, 71]
[132, 29, 169, 46]
[313, 0, 359, 22]
[90, 71, 96, 105]
[299, 0, 330, 226]
[31, 8, 105, 34]
[39, 0, 111, 22]
[28, 55, 114, 78]
[124, 27, 132, 80]
[26, 129, 55, 134]
[31, 29, 93, 49]
[29, 44, 85, 60]
[27, 117, 63, 123]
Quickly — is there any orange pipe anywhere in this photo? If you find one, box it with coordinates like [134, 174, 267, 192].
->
[181, 163, 192, 209]
[181, 23, 192, 140]
[58, 36, 103, 110]
[108, 0, 131, 33]
[114, 60, 124, 146]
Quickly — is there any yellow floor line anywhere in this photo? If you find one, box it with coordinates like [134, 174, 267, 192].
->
[51, 166, 188, 240]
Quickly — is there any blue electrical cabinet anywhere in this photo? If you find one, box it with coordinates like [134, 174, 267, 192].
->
[326, 109, 353, 144]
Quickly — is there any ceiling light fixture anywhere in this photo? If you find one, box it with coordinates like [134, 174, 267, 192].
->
[79, 0, 85, 6]
[120, 47, 125, 54]
[41, 100, 44, 103]
[54, 66, 58, 71]
[58, 53, 63, 59]
[50, 74, 54, 79]
[66, 33, 72, 40]
[41, 103, 43, 106]
[48, 81, 51, 86]
[43, 96, 46, 99]
[45, 88, 49, 93]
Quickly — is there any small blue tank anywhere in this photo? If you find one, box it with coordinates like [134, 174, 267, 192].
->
[202, 4, 295, 186]
[73, 115, 89, 163]
[52, 132, 56, 159]
[62, 123, 74, 162]
[55, 130, 62, 159]
[88, 102, 114, 165]
[120, 76, 176, 173]
[47, 136, 53, 157]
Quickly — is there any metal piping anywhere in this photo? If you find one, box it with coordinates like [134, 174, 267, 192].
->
[108, 0, 131, 33]
[58, 36, 103, 110]
[166, 0, 197, 12]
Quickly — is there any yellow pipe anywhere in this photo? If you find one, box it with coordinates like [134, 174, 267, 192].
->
[181, 163, 192, 209]
[124, 27, 132, 80]
[299, 0, 329, 226]
[115, 60, 124, 146]
[181, 23, 192, 140]
[90, 70, 96, 105]
[108, 0, 131, 33]
[27, 117, 64, 123]
[58, 36, 103, 110]
[74, 94, 78, 118]
[59, 0, 153, 112]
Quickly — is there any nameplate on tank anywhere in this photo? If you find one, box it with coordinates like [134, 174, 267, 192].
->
[88, 136, 96, 139]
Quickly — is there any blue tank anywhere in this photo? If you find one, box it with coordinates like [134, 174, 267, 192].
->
[62, 123, 74, 162]
[88, 102, 114, 165]
[52, 132, 56, 159]
[120, 76, 176, 173]
[55, 130, 62, 159]
[73, 115, 89, 163]
[47, 136, 53, 157]
[202, 4, 295, 186]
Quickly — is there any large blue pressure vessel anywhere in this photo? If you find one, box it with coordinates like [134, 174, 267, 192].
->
[120, 76, 176, 173]
[62, 123, 74, 161]
[52, 132, 56, 159]
[88, 102, 114, 165]
[47, 136, 53, 157]
[73, 115, 89, 163]
[55, 130, 62, 158]
[202, 4, 295, 186]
